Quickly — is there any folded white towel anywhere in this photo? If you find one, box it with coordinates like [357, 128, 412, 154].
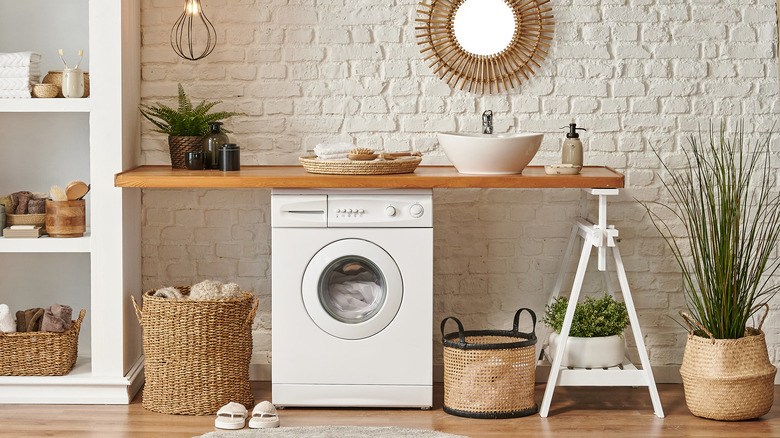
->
[316, 153, 351, 161]
[314, 142, 354, 157]
[0, 52, 42, 67]
[0, 304, 16, 333]
[0, 77, 31, 91]
[0, 66, 40, 78]
[0, 89, 31, 98]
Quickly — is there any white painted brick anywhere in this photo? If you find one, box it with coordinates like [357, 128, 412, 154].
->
[613, 81, 645, 97]
[275, 9, 318, 25]
[571, 97, 599, 114]
[285, 29, 314, 44]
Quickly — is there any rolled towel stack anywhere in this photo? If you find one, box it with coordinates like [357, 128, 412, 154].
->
[313, 142, 355, 160]
[0, 52, 42, 99]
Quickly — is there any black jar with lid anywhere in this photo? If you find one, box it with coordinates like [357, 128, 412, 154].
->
[219, 143, 241, 171]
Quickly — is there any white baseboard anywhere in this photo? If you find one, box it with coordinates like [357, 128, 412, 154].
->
[250, 364, 687, 384]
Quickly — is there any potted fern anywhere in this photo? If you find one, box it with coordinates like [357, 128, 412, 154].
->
[140, 84, 243, 169]
[543, 294, 629, 368]
[642, 122, 779, 420]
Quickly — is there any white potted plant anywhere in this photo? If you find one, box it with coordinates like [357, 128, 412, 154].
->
[642, 122, 778, 420]
[543, 294, 629, 368]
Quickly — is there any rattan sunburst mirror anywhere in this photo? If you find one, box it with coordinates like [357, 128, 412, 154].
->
[416, 0, 554, 94]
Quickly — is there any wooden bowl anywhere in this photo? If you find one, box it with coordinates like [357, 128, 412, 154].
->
[32, 84, 58, 98]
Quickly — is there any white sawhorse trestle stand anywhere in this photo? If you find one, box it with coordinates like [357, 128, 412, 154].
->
[539, 188, 664, 418]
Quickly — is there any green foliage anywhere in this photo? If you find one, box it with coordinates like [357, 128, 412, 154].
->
[542, 294, 629, 337]
[139, 83, 244, 137]
[641, 122, 780, 339]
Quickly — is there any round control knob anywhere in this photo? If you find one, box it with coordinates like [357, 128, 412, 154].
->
[347, 209, 353, 213]
[385, 205, 396, 217]
[336, 208, 343, 213]
[358, 209, 364, 214]
[410, 203, 424, 218]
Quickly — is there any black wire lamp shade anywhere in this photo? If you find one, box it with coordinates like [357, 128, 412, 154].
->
[171, 0, 217, 61]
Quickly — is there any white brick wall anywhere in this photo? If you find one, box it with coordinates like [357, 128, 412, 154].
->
[139, 0, 780, 373]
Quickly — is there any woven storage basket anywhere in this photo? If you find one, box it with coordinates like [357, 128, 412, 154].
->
[132, 287, 258, 415]
[441, 308, 537, 419]
[168, 136, 204, 169]
[7, 213, 46, 228]
[0, 309, 86, 376]
[299, 155, 422, 175]
[679, 307, 777, 421]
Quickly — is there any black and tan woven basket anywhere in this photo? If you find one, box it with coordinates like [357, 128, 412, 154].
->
[299, 155, 422, 175]
[441, 308, 538, 419]
[168, 136, 204, 169]
[679, 306, 777, 421]
[132, 287, 258, 415]
[0, 309, 86, 376]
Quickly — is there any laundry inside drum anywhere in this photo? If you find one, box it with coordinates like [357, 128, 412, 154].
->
[319, 256, 387, 323]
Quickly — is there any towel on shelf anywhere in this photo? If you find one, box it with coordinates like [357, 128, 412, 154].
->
[0, 304, 16, 333]
[15, 307, 45, 333]
[313, 142, 355, 160]
[0, 89, 31, 98]
[0, 66, 41, 79]
[0, 77, 32, 91]
[0, 51, 42, 67]
[41, 304, 73, 333]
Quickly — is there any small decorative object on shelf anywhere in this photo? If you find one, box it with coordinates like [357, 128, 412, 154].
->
[185, 151, 205, 170]
[543, 293, 629, 368]
[171, 0, 217, 61]
[204, 121, 229, 169]
[44, 181, 89, 238]
[139, 84, 244, 169]
[42, 70, 90, 98]
[31, 83, 58, 98]
[219, 143, 241, 171]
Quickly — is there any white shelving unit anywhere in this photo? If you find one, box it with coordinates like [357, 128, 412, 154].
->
[0, 0, 143, 404]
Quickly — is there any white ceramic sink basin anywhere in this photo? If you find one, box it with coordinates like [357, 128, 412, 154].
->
[437, 132, 544, 175]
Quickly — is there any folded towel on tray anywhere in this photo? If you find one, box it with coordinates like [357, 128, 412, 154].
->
[0, 51, 42, 67]
[313, 142, 356, 160]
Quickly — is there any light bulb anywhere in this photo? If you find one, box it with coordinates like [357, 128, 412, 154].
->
[171, 0, 216, 61]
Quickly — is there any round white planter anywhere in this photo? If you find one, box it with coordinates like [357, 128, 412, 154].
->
[548, 332, 625, 368]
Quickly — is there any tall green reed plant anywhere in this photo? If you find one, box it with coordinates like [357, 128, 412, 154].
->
[642, 122, 780, 339]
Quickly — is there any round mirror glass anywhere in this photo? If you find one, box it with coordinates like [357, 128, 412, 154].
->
[453, 0, 516, 56]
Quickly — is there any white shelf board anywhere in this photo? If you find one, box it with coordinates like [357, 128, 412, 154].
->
[0, 230, 91, 253]
[0, 356, 141, 404]
[0, 98, 91, 113]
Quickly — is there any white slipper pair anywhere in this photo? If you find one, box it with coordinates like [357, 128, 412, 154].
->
[215, 401, 280, 430]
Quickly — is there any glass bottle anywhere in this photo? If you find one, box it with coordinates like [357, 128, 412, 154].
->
[204, 122, 229, 169]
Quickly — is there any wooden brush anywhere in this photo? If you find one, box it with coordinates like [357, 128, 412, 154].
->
[50, 185, 67, 202]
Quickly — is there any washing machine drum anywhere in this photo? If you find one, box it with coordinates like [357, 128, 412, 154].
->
[302, 238, 403, 340]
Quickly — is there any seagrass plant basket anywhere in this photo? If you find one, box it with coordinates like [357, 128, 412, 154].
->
[679, 305, 777, 421]
[441, 308, 537, 419]
[132, 287, 258, 415]
[0, 309, 86, 376]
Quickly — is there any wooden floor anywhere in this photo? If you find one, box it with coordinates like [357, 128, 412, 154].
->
[0, 383, 778, 437]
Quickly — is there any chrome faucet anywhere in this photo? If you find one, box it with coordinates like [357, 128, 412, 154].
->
[482, 110, 493, 134]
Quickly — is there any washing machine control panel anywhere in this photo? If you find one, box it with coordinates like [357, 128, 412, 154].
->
[328, 195, 432, 228]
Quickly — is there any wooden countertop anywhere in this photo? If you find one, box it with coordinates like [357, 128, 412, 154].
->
[114, 165, 624, 189]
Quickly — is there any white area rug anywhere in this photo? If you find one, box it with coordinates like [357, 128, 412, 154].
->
[194, 426, 468, 438]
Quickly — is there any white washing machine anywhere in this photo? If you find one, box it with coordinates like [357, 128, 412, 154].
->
[271, 188, 433, 408]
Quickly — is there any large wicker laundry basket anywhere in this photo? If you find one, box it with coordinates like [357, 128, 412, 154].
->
[441, 308, 537, 419]
[680, 308, 777, 421]
[132, 287, 258, 415]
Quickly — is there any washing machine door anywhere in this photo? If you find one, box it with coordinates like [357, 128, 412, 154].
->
[302, 238, 402, 340]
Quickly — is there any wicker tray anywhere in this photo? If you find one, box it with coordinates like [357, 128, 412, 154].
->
[0, 309, 86, 376]
[299, 155, 422, 175]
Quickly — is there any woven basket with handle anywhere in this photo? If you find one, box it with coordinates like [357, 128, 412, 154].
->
[679, 304, 777, 421]
[441, 308, 537, 419]
[0, 309, 86, 376]
[132, 287, 258, 415]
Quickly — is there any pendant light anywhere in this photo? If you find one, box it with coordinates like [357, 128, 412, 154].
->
[170, 0, 217, 61]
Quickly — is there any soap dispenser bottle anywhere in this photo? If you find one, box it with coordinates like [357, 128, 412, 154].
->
[560, 123, 587, 167]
